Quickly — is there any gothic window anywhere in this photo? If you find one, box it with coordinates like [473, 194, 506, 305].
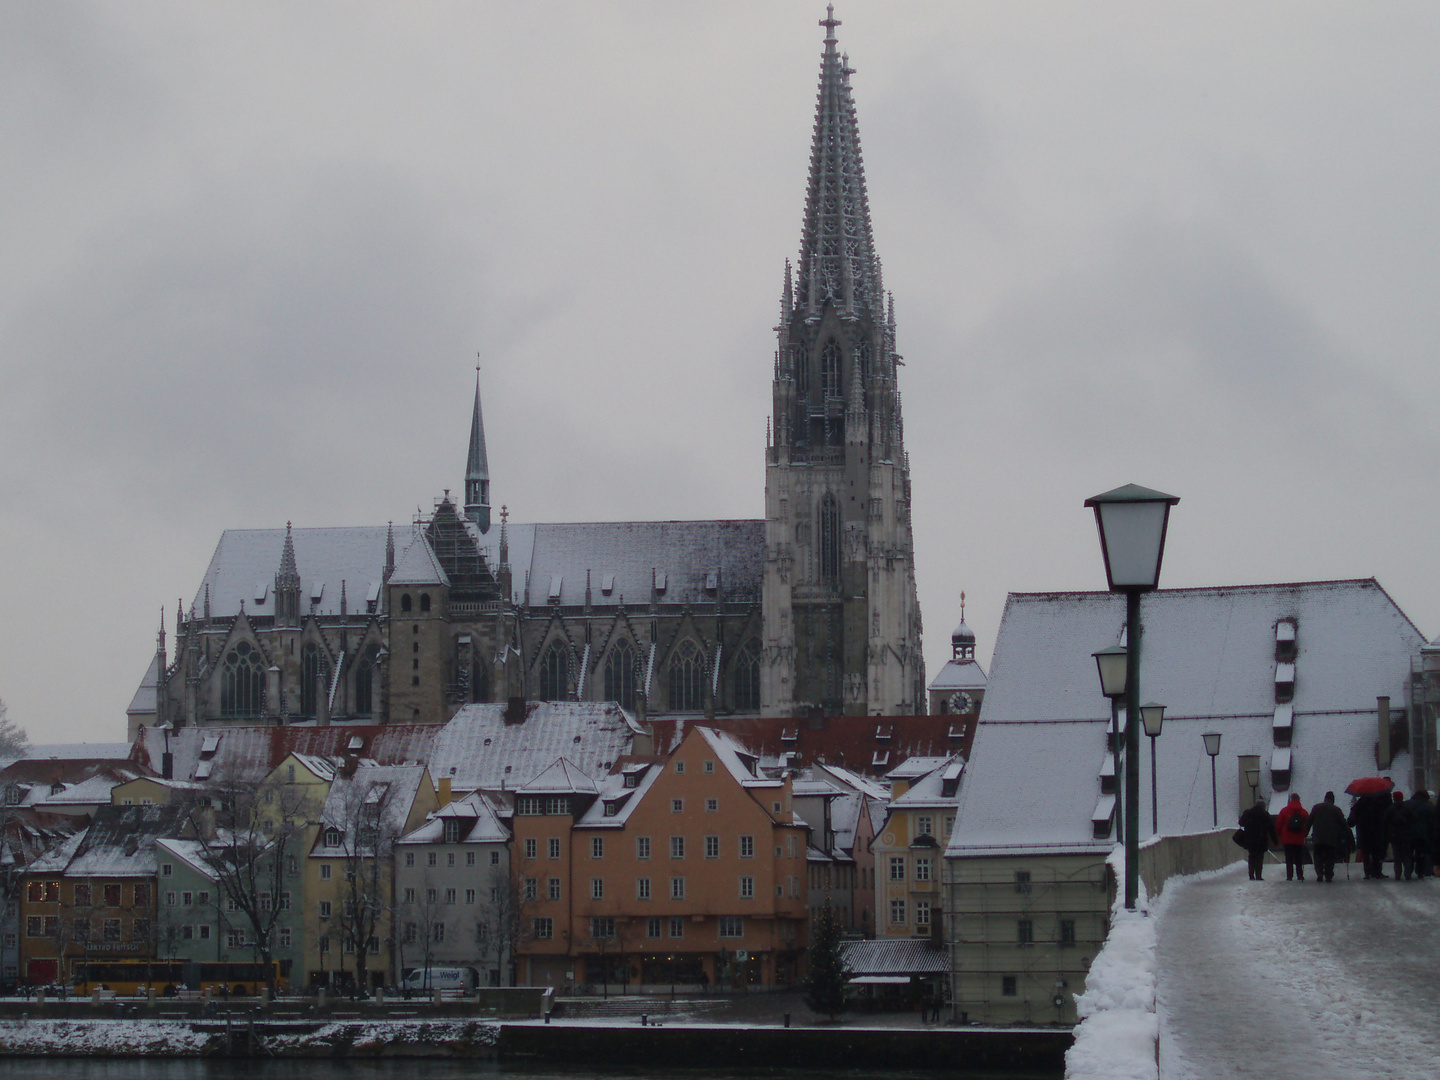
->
[420, 593, 431, 613]
[669, 640, 704, 713]
[471, 661, 490, 703]
[301, 642, 328, 718]
[855, 339, 870, 388]
[792, 343, 809, 396]
[819, 493, 841, 585]
[354, 646, 377, 717]
[539, 643, 569, 701]
[604, 640, 638, 711]
[733, 640, 761, 713]
[820, 339, 841, 398]
[221, 642, 264, 717]
[401, 593, 413, 613]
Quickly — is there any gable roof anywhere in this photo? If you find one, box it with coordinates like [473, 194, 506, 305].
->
[400, 792, 509, 845]
[388, 532, 450, 587]
[27, 804, 191, 878]
[519, 758, 597, 796]
[430, 702, 639, 791]
[314, 764, 429, 856]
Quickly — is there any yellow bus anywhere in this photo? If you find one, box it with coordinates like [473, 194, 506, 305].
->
[71, 960, 289, 996]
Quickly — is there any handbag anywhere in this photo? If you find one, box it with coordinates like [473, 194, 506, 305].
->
[1232, 828, 1247, 848]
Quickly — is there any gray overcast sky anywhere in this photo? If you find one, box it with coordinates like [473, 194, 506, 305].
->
[3, 2, 1439, 742]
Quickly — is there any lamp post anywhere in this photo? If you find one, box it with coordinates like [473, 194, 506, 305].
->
[1092, 645, 1129, 843]
[1140, 703, 1165, 836]
[1085, 484, 1180, 911]
[1245, 766, 1261, 808]
[1202, 733, 1222, 827]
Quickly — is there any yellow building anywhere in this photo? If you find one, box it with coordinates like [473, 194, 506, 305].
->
[871, 757, 962, 943]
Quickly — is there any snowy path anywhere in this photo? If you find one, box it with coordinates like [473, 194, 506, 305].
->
[1157, 863, 1440, 1080]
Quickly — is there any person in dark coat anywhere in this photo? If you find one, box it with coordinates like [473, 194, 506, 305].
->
[1308, 791, 1352, 883]
[1348, 791, 1390, 879]
[1275, 793, 1311, 881]
[1384, 791, 1415, 880]
[1405, 790, 1434, 877]
[1238, 799, 1276, 880]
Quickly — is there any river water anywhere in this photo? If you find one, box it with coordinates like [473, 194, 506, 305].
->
[5, 1065, 962, 1080]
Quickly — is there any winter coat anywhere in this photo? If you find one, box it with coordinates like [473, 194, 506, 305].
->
[1238, 803, 1276, 853]
[1308, 801, 1352, 850]
[1404, 794, 1433, 848]
[1276, 799, 1310, 845]
[1384, 800, 1414, 847]
[1348, 793, 1388, 845]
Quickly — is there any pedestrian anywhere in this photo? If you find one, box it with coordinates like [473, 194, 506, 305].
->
[1348, 791, 1390, 879]
[1404, 790, 1434, 878]
[1275, 793, 1311, 881]
[1384, 790, 1416, 880]
[1238, 799, 1276, 880]
[1308, 791, 1352, 883]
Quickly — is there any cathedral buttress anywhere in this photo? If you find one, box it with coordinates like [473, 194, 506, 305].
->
[762, 6, 925, 717]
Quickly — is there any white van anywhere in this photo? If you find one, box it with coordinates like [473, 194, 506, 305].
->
[400, 966, 477, 994]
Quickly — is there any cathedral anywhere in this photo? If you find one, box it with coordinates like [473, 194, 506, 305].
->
[128, 9, 925, 737]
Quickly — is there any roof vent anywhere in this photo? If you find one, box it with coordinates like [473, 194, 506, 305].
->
[548, 575, 563, 601]
[871, 751, 890, 768]
[310, 581, 325, 604]
[705, 571, 718, 592]
[654, 572, 667, 594]
[1092, 795, 1117, 839]
[601, 573, 615, 595]
[254, 583, 268, 605]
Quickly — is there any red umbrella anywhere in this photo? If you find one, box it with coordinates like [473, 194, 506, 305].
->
[1345, 776, 1395, 796]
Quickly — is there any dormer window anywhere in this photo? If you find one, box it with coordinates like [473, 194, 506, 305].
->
[443, 819, 461, 844]
[780, 727, 798, 746]
[1275, 663, 1295, 704]
[1275, 620, 1297, 663]
[874, 725, 892, 744]
[324, 828, 342, 847]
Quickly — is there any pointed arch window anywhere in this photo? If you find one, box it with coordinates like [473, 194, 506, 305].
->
[670, 640, 704, 713]
[222, 642, 265, 717]
[354, 646, 378, 717]
[855, 339, 870, 389]
[539, 643, 569, 701]
[819, 493, 841, 586]
[820, 339, 841, 399]
[604, 640, 638, 711]
[471, 659, 490, 704]
[733, 640, 761, 713]
[301, 643, 329, 718]
[792, 344, 810, 396]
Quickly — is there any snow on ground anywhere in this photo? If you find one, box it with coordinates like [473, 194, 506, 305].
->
[1157, 863, 1440, 1080]
[0, 1019, 215, 1055]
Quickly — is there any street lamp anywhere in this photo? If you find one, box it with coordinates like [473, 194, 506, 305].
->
[1140, 703, 1165, 836]
[1202, 732, 1222, 827]
[1085, 484, 1180, 911]
[1092, 645, 1128, 843]
[1244, 766, 1261, 808]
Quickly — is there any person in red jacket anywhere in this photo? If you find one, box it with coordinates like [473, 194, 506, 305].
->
[1276, 792, 1311, 881]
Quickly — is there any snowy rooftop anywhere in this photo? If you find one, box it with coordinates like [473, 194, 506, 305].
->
[30, 804, 192, 878]
[574, 765, 663, 829]
[430, 702, 641, 791]
[313, 764, 429, 856]
[948, 580, 1425, 858]
[193, 525, 392, 619]
[388, 532, 450, 587]
[21, 743, 136, 762]
[519, 757, 598, 795]
[840, 938, 949, 976]
[927, 657, 988, 692]
[400, 791, 509, 845]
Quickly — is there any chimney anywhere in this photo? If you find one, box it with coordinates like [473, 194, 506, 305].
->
[162, 752, 173, 781]
[504, 697, 527, 725]
[438, 777, 452, 807]
[1377, 696, 1392, 769]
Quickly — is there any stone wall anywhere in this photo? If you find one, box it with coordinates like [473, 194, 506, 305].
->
[1137, 827, 1243, 902]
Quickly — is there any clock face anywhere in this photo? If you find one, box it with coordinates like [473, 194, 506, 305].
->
[948, 692, 973, 714]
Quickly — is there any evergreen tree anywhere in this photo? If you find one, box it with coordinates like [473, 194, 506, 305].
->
[803, 897, 849, 1020]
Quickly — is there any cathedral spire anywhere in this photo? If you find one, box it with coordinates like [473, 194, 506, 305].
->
[465, 359, 492, 533]
[797, 5, 879, 319]
[275, 521, 301, 626]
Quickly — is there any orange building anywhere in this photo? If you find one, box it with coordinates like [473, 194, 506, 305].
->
[511, 727, 809, 990]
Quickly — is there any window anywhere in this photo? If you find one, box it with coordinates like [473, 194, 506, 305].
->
[74, 883, 93, 906]
[466, 851, 476, 867]
[548, 838, 561, 860]
[646, 916, 662, 939]
[604, 639, 639, 710]
[944, 815, 955, 837]
[636, 836, 651, 860]
[820, 338, 841, 398]
[669, 640, 704, 712]
[259, 891, 272, 912]
[72, 917, 90, 942]
[301, 642, 327, 718]
[669, 916, 685, 939]
[286, 856, 298, 876]
[539, 643, 568, 700]
[165, 892, 175, 907]
[318, 901, 332, 919]
[591, 878, 604, 901]
[425, 888, 439, 904]
[405, 853, 415, 867]
[1060, 919, 1077, 947]
[466, 888, 476, 904]
[355, 646, 377, 716]
[674, 760, 685, 775]
[1015, 871, 1031, 895]
[532, 917, 553, 940]
[432, 923, 445, 943]
[199, 925, 210, 941]
[420, 593, 431, 613]
[161, 863, 173, 878]
[403, 888, 416, 904]
[819, 494, 840, 585]
[427, 852, 437, 867]
[131, 918, 151, 942]
[401, 593, 413, 612]
[704, 760, 715, 774]
[739, 876, 754, 899]
[324, 828, 342, 847]
[706, 798, 719, 813]
[671, 798, 684, 814]
[222, 642, 265, 717]
[279, 927, 292, 948]
[524, 838, 537, 860]
[277, 892, 287, 910]
[523, 878, 537, 901]
[889, 856, 905, 881]
[916, 901, 931, 928]
[320, 864, 331, 880]
[670, 836, 685, 859]
[739, 835, 754, 858]
[318, 935, 330, 955]
[227, 928, 246, 949]
[733, 641, 761, 712]
[719, 915, 744, 938]
[670, 877, 686, 900]
[890, 899, 906, 924]
[1017, 920, 1034, 946]
[636, 877, 651, 900]
[590, 916, 615, 940]
[445, 888, 457, 904]
[103, 919, 121, 942]
[705, 836, 720, 859]
[917, 816, 933, 838]
[104, 883, 121, 906]
[490, 851, 500, 865]
[1002, 975, 1017, 997]
[591, 837, 604, 860]
[443, 819, 461, 844]
[915, 857, 931, 882]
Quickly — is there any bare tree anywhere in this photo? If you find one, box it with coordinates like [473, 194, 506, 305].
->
[0, 699, 27, 758]
[475, 866, 525, 988]
[395, 872, 442, 992]
[328, 775, 402, 996]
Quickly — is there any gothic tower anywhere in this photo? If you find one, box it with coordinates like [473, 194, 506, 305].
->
[464, 366, 492, 532]
[762, 7, 925, 716]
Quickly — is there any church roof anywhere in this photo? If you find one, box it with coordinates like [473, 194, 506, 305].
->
[796, 6, 881, 317]
[388, 531, 450, 587]
[193, 526, 391, 619]
[928, 658, 988, 693]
